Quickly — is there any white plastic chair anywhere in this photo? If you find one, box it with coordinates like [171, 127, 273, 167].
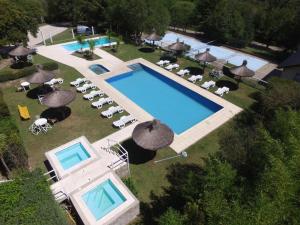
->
[101, 106, 124, 118]
[113, 115, 136, 128]
[91, 97, 113, 109]
[188, 75, 203, 83]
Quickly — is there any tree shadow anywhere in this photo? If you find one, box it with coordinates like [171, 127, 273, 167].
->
[139, 47, 155, 53]
[121, 139, 156, 165]
[40, 106, 71, 122]
[185, 66, 203, 75]
[216, 80, 238, 91]
[222, 66, 235, 78]
[160, 53, 177, 63]
[26, 85, 53, 99]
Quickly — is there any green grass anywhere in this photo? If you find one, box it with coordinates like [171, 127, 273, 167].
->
[1, 54, 126, 168]
[71, 51, 101, 61]
[1, 43, 264, 203]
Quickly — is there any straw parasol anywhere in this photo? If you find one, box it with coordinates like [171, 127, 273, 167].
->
[27, 69, 56, 84]
[132, 119, 174, 151]
[9, 46, 33, 57]
[195, 48, 217, 72]
[230, 60, 255, 78]
[168, 38, 190, 53]
[41, 89, 76, 108]
[145, 32, 162, 42]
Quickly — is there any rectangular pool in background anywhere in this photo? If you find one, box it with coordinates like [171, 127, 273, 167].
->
[63, 37, 111, 52]
[55, 143, 91, 170]
[107, 64, 223, 134]
[82, 179, 126, 220]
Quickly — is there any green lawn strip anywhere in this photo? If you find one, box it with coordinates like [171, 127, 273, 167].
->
[2, 54, 125, 168]
[71, 51, 101, 61]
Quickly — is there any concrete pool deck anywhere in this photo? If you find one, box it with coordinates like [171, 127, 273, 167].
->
[37, 41, 242, 153]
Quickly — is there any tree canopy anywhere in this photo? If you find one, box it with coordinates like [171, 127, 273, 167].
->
[0, 0, 44, 45]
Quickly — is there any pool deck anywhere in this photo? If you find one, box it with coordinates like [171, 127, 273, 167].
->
[37, 41, 242, 153]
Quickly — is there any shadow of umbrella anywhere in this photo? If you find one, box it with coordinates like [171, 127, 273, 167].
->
[185, 66, 203, 75]
[26, 85, 53, 99]
[216, 80, 238, 91]
[121, 139, 156, 165]
[40, 106, 71, 122]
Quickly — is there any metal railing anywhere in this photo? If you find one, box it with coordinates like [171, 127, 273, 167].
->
[43, 169, 59, 182]
[101, 139, 130, 176]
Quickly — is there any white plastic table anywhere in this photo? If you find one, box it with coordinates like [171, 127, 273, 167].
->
[21, 81, 30, 91]
[34, 118, 48, 126]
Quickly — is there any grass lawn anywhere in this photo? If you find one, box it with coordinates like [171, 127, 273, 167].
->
[1, 54, 126, 169]
[0, 42, 263, 203]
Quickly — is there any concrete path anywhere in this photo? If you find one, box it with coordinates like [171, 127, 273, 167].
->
[28, 24, 68, 47]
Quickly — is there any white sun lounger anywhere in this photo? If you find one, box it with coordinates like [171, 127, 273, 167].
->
[101, 106, 124, 118]
[83, 90, 104, 101]
[215, 87, 230, 96]
[113, 115, 136, 128]
[91, 97, 113, 109]
[201, 80, 216, 89]
[77, 83, 96, 93]
[156, 60, 170, 66]
[176, 69, 190, 77]
[188, 75, 203, 83]
[165, 64, 179, 71]
[70, 78, 88, 87]
[44, 78, 63, 86]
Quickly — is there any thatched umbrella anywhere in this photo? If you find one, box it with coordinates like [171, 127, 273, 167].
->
[27, 69, 56, 84]
[9, 46, 33, 57]
[41, 89, 76, 108]
[132, 120, 174, 151]
[230, 60, 255, 86]
[146, 32, 162, 42]
[167, 38, 190, 55]
[195, 48, 217, 73]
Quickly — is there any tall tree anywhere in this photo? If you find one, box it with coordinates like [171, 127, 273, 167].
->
[170, 1, 196, 30]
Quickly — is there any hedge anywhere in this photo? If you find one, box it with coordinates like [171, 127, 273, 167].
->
[0, 90, 28, 172]
[0, 62, 58, 82]
[0, 169, 69, 225]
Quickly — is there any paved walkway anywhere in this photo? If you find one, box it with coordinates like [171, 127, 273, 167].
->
[28, 24, 68, 47]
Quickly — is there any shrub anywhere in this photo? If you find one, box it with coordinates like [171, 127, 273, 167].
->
[0, 169, 69, 225]
[122, 177, 138, 197]
[41, 62, 58, 71]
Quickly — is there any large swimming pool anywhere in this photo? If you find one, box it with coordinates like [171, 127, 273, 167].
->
[82, 179, 126, 220]
[107, 64, 222, 134]
[63, 37, 111, 51]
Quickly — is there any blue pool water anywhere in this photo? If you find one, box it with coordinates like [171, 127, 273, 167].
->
[82, 179, 126, 220]
[63, 37, 111, 51]
[55, 143, 91, 170]
[89, 64, 109, 75]
[107, 64, 223, 134]
[152, 31, 268, 71]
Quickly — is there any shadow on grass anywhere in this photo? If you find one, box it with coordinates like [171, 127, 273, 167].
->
[185, 66, 203, 75]
[41, 106, 71, 122]
[122, 139, 156, 165]
[216, 80, 238, 91]
[138, 163, 204, 225]
[10, 61, 33, 69]
[26, 85, 53, 99]
[139, 47, 155, 53]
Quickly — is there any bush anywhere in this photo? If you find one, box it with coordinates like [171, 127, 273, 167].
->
[41, 62, 58, 71]
[0, 62, 59, 82]
[0, 169, 69, 225]
[122, 177, 138, 197]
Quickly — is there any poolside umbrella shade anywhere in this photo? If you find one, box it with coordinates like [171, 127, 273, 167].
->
[195, 48, 217, 63]
[27, 69, 56, 84]
[132, 120, 174, 151]
[41, 89, 76, 108]
[9, 46, 33, 57]
[145, 32, 162, 42]
[230, 60, 255, 78]
[168, 38, 190, 52]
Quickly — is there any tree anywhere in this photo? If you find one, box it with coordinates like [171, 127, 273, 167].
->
[76, 35, 85, 53]
[158, 208, 185, 225]
[0, 0, 44, 45]
[88, 39, 96, 55]
[0, 133, 10, 176]
[170, 1, 195, 30]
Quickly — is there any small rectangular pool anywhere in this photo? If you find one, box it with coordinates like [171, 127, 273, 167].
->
[89, 64, 109, 75]
[82, 179, 126, 220]
[63, 37, 111, 52]
[107, 64, 223, 134]
[55, 143, 91, 170]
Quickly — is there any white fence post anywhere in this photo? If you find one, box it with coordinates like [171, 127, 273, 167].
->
[40, 31, 46, 45]
[92, 26, 95, 35]
[72, 29, 75, 39]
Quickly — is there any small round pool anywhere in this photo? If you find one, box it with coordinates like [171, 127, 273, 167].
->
[89, 64, 109, 75]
